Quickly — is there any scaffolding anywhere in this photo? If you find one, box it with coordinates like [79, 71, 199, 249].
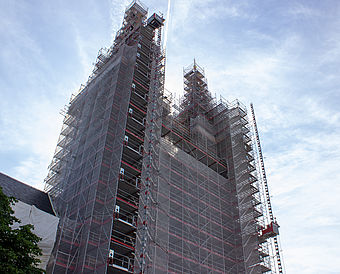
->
[132, 59, 283, 273]
[45, 1, 164, 273]
[44, 1, 283, 273]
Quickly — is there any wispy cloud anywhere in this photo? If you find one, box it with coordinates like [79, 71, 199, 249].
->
[109, 0, 130, 38]
[288, 3, 320, 18]
[73, 27, 94, 80]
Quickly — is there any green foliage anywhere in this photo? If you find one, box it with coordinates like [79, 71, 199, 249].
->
[0, 186, 44, 273]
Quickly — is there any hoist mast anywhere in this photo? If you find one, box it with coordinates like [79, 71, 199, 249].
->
[250, 103, 284, 274]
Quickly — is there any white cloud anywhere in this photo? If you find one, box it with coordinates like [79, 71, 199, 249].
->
[109, 0, 130, 37]
[288, 3, 320, 18]
[13, 157, 47, 190]
[0, 96, 63, 189]
[73, 28, 94, 80]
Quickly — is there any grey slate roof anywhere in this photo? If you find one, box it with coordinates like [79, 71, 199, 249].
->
[0, 172, 55, 215]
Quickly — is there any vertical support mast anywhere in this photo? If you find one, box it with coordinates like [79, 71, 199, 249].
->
[250, 103, 274, 221]
[138, 13, 165, 274]
[250, 103, 284, 274]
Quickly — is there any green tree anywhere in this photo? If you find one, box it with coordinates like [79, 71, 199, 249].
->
[0, 186, 44, 273]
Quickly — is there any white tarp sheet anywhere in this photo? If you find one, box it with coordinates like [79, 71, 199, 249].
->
[11, 201, 59, 270]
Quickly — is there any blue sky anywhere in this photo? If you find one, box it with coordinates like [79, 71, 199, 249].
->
[1, 0, 340, 273]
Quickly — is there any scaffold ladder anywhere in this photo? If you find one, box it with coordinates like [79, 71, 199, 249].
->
[250, 103, 283, 274]
[139, 26, 164, 274]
